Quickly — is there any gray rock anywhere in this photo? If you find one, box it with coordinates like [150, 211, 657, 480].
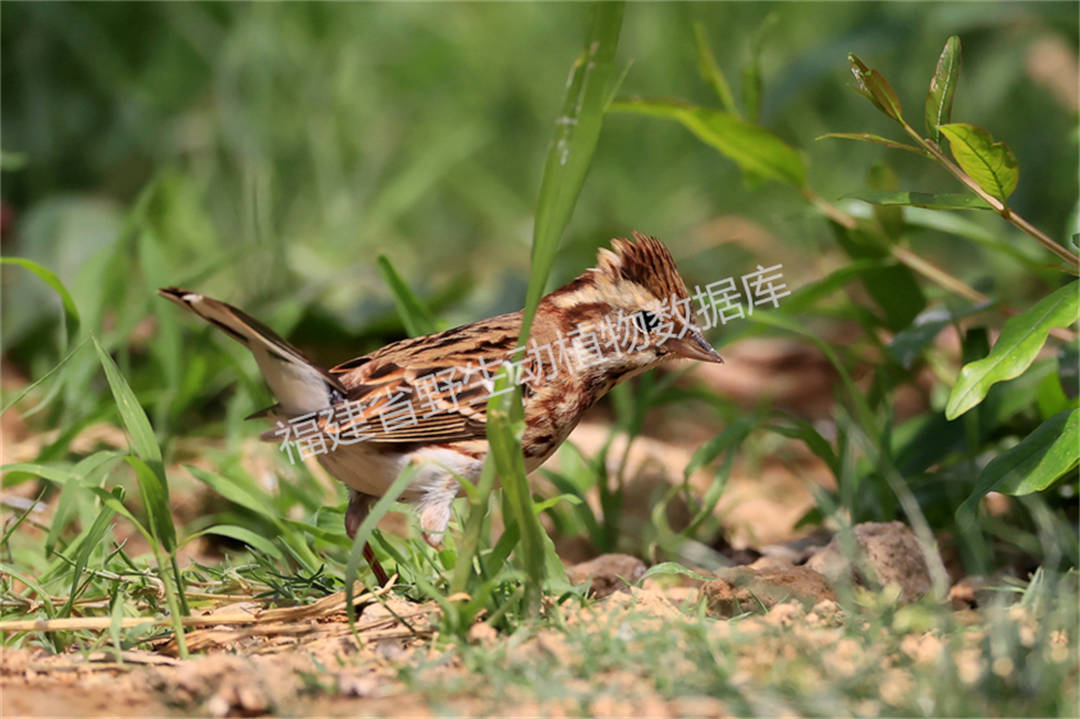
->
[567, 553, 647, 599]
[806, 521, 936, 602]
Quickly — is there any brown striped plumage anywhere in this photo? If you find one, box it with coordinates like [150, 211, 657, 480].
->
[160, 233, 722, 585]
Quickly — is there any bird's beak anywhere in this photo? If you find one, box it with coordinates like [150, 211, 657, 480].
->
[666, 330, 724, 364]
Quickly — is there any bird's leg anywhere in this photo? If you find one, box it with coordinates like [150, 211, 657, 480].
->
[345, 490, 390, 587]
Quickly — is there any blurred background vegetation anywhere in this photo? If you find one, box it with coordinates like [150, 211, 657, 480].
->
[3, 1, 1077, 592]
[4, 3, 1076, 348]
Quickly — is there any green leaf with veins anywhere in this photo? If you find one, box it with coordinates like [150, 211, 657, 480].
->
[958, 409, 1079, 524]
[939, 122, 1019, 202]
[946, 281, 1079, 419]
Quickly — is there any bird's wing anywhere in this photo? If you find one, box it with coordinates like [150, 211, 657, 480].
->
[315, 311, 526, 444]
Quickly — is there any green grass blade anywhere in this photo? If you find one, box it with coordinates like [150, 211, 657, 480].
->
[376, 254, 439, 337]
[749, 311, 877, 434]
[1, 257, 81, 348]
[522, 2, 624, 338]
[0, 462, 80, 486]
[485, 367, 544, 611]
[344, 465, 420, 629]
[472, 2, 623, 618]
[85, 486, 150, 542]
[91, 334, 162, 466]
[118, 456, 188, 656]
[185, 465, 277, 520]
[60, 501, 116, 617]
[191, 525, 285, 561]
[450, 459, 498, 595]
[125, 456, 176, 554]
[610, 99, 805, 188]
[691, 21, 738, 116]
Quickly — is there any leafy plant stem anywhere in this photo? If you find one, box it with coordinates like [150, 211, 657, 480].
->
[801, 188, 856, 230]
[899, 122, 1078, 267]
[804, 190, 1079, 343]
[888, 244, 987, 304]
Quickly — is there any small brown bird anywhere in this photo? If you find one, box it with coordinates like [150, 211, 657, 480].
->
[161, 233, 722, 584]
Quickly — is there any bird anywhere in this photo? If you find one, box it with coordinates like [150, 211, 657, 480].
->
[160, 233, 723, 584]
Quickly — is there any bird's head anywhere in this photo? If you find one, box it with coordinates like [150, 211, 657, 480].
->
[543, 233, 724, 372]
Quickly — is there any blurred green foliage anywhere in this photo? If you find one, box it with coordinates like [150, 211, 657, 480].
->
[4, 3, 1076, 343]
[1, 1, 1078, 673]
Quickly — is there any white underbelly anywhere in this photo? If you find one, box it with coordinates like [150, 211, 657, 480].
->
[316, 443, 485, 501]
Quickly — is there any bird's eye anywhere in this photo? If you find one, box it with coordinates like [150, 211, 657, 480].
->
[635, 310, 659, 334]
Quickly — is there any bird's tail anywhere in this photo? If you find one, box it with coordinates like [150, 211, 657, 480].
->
[158, 287, 345, 415]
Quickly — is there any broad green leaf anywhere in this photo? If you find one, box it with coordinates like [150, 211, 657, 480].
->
[1035, 361, 1073, 419]
[193, 525, 285, 560]
[946, 281, 1079, 419]
[692, 22, 738, 116]
[925, 36, 961, 143]
[92, 335, 162, 466]
[958, 410, 1079, 523]
[375, 254, 439, 337]
[610, 99, 805, 187]
[939, 123, 1019, 202]
[887, 303, 992, 369]
[848, 54, 903, 122]
[126, 455, 177, 553]
[832, 226, 926, 332]
[845, 190, 992, 211]
[979, 358, 1056, 430]
[1060, 345, 1079, 399]
[817, 132, 930, 157]
[1, 257, 81, 348]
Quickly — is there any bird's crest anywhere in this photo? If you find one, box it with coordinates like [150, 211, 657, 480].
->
[595, 231, 690, 302]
